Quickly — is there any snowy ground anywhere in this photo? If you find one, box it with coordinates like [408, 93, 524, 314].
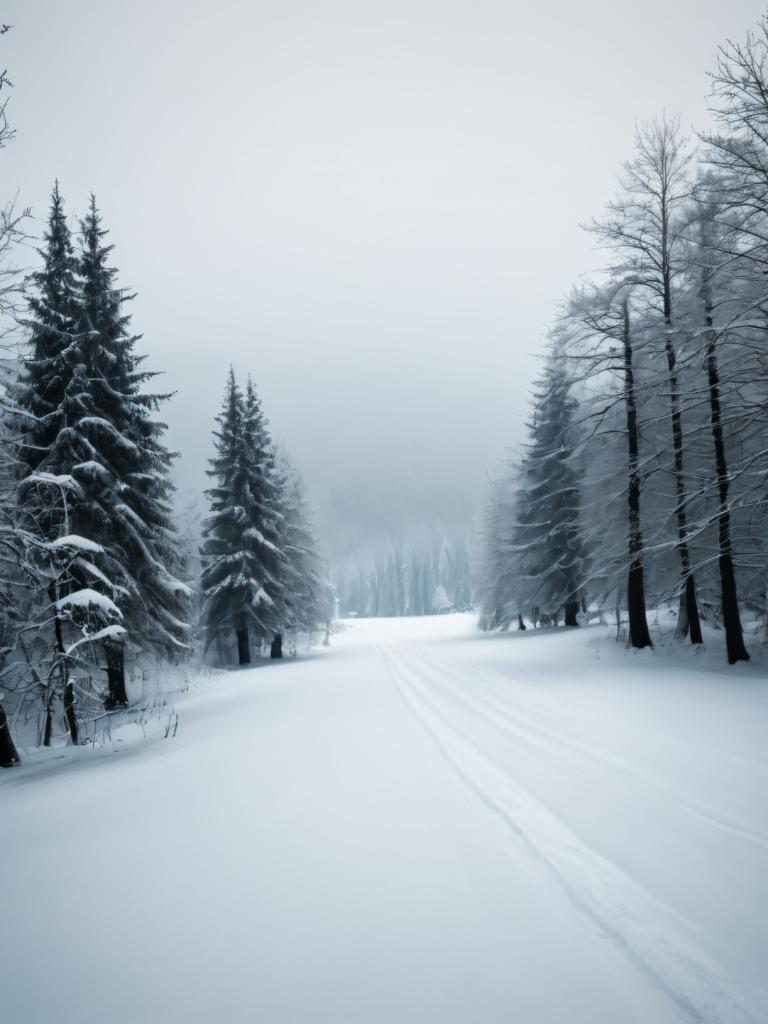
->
[2, 615, 767, 1023]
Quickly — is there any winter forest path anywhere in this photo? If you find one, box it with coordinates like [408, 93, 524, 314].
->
[3, 615, 767, 1023]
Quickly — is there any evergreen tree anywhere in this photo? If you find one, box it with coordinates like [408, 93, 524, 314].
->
[510, 354, 589, 626]
[15, 188, 190, 709]
[16, 183, 79, 484]
[275, 450, 325, 639]
[75, 194, 190, 691]
[200, 370, 284, 664]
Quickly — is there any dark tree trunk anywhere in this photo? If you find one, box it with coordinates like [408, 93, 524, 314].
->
[0, 702, 20, 767]
[49, 583, 79, 743]
[663, 333, 702, 645]
[623, 300, 652, 649]
[564, 601, 579, 627]
[236, 618, 251, 665]
[517, 613, 526, 631]
[105, 642, 128, 709]
[270, 632, 283, 659]
[657, 181, 702, 646]
[627, 559, 652, 648]
[63, 679, 78, 745]
[43, 690, 54, 747]
[703, 289, 749, 664]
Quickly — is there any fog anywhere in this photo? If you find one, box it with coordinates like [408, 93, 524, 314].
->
[3, 0, 763, 560]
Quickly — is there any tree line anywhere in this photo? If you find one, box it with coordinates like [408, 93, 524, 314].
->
[478, 16, 768, 665]
[336, 534, 472, 618]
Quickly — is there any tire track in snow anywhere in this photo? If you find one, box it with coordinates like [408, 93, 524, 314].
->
[379, 640, 761, 1024]
[409, 643, 768, 853]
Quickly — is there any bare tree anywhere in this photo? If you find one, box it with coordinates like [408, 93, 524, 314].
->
[682, 186, 750, 663]
[569, 284, 653, 649]
[588, 117, 703, 644]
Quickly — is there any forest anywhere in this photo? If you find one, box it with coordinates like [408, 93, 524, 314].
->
[477, 25, 768, 666]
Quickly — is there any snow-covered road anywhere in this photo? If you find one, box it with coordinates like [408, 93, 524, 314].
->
[3, 616, 767, 1023]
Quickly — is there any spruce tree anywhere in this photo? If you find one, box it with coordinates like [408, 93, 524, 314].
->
[15, 187, 190, 710]
[16, 183, 79, 483]
[75, 194, 190, 695]
[275, 451, 324, 639]
[14, 184, 108, 728]
[511, 355, 588, 626]
[201, 370, 285, 664]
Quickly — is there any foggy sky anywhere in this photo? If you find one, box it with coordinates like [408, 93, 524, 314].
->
[3, 0, 764, 558]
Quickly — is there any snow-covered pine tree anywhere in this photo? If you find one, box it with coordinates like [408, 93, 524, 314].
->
[274, 449, 325, 641]
[477, 475, 515, 629]
[510, 350, 589, 627]
[15, 183, 79, 475]
[11, 185, 107, 729]
[200, 370, 285, 664]
[15, 188, 190, 710]
[75, 195, 190, 692]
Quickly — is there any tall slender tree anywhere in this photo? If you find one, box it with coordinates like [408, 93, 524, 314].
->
[589, 118, 703, 644]
[508, 345, 589, 627]
[75, 195, 190, 698]
[275, 451, 325, 639]
[688, 187, 750, 662]
[572, 286, 653, 649]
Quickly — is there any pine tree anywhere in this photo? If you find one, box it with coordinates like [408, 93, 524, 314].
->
[275, 451, 324, 639]
[13, 184, 108, 729]
[16, 183, 79, 483]
[75, 195, 190, 694]
[510, 353, 588, 626]
[201, 370, 285, 664]
[15, 188, 190, 710]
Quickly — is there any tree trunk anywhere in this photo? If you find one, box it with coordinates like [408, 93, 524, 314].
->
[657, 161, 701, 647]
[564, 600, 579, 627]
[663, 333, 702, 645]
[43, 690, 54, 747]
[63, 679, 78, 745]
[236, 618, 251, 665]
[0, 702, 20, 767]
[623, 300, 653, 649]
[517, 613, 526, 631]
[49, 583, 79, 743]
[702, 291, 749, 664]
[105, 642, 128, 709]
[270, 632, 283, 659]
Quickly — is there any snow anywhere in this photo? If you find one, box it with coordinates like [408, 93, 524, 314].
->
[2, 615, 766, 1023]
[46, 533, 103, 553]
[55, 587, 122, 617]
[65, 623, 127, 655]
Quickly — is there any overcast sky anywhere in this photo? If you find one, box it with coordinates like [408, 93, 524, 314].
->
[3, 0, 765, 557]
